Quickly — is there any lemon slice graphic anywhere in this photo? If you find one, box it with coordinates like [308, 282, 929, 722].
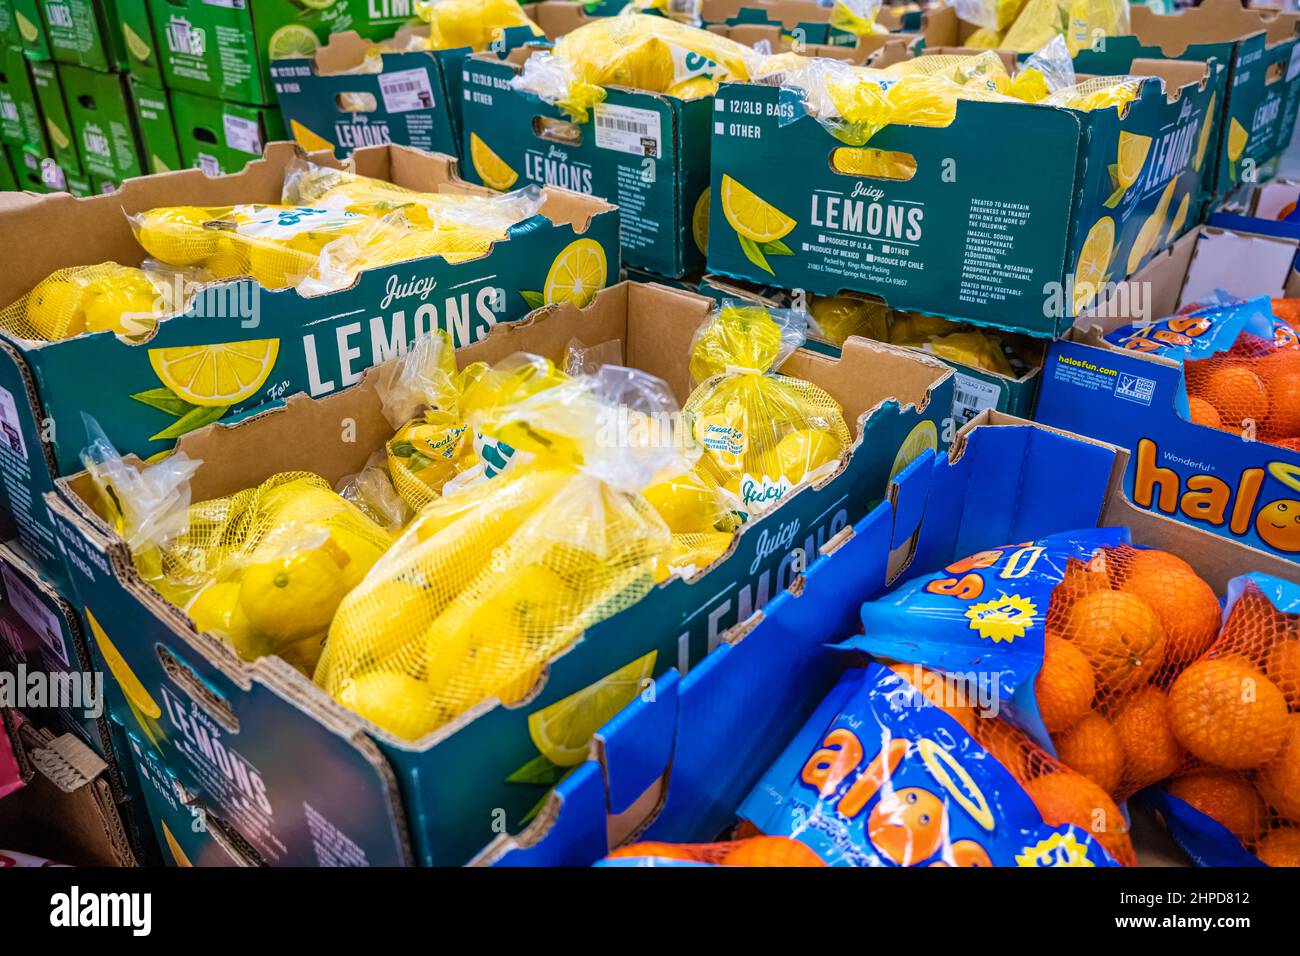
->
[527, 650, 657, 766]
[148, 339, 280, 408]
[469, 133, 519, 192]
[720, 174, 796, 243]
[543, 238, 607, 308]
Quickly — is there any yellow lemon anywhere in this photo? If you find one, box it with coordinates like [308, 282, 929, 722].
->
[329, 579, 431, 668]
[135, 206, 223, 265]
[25, 274, 89, 339]
[84, 286, 158, 337]
[469, 132, 519, 192]
[238, 547, 350, 644]
[720, 174, 796, 244]
[526, 649, 658, 766]
[246, 241, 317, 290]
[643, 471, 723, 533]
[148, 339, 280, 407]
[811, 295, 889, 346]
[188, 581, 264, 657]
[775, 428, 844, 485]
[338, 671, 440, 740]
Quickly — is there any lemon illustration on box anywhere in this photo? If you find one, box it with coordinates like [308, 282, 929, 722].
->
[720, 175, 796, 277]
[889, 419, 938, 483]
[138, 340, 280, 441]
[1126, 176, 1177, 276]
[506, 650, 657, 821]
[289, 119, 334, 154]
[1104, 131, 1151, 209]
[86, 607, 165, 748]
[692, 187, 710, 258]
[1073, 216, 1114, 316]
[1193, 92, 1215, 173]
[470, 134, 519, 192]
[161, 822, 194, 867]
[519, 239, 609, 311]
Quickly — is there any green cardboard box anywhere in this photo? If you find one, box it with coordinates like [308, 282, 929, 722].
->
[61, 165, 90, 194]
[60, 64, 144, 183]
[148, 0, 408, 107]
[273, 22, 539, 160]
[117, 0, 166, 89]
[129, 77, 182, 175]
[706, 57, 1220, 338]
[46, 279, 953, 866]
[0, 143, 619, 589]
[0, 46, 47, 154]
[0, 0, 20, 49]
[0, 145, 15, 191]
[28, 59, 79, 177]
[38, 0, 128, 71]
[170, 88, 286, 176]
[1073, 0, 1300, 202]
[10, 0, 49, 59]
[5, 143, 47, 190]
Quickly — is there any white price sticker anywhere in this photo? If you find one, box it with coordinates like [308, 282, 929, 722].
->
[950, 372, 1002, 423]
[378, 68, 436, 114]
[223, 113, 263, 156]
[593, 103, 662, 157]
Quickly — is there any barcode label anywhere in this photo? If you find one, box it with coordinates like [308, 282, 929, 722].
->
[167, 17, 204, 56]
[950, 372, 1002, 423]
[1, 564, 67, 669]
[593, 103, 662, 157]
[378, 67, 435, 114]
[197, 153, 221, 177]
[223, 113, 262, 156]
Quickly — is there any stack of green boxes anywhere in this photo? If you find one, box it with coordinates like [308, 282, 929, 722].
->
[0, 0, 412, 194]
[121, 0, 413, 177]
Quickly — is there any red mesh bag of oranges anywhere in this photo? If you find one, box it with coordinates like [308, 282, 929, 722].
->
[1147, 574, 1300, 867]
[847, 529, 1222, 809]
[598, 834, 826, 867]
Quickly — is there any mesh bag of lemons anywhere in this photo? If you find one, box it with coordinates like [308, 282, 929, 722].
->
[511, 12, 764, 121]
[131, 157, 544, 295]
[353, 331, 571, 517]
[0, 260, 211, 343]
[683, 302, 851, 521]
[958, 0, 1129, 54]
[315, 364, 716, 740]
[413, 0, 543, 51]
[80, 421, 394, 677]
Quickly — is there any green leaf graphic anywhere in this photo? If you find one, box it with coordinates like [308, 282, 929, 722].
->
[519, 289, 546, 311]
[739, 235, 774, 275]
[505, 753, 568, 787]
[150, 404, 227, 441]
[759, 238, 794, 257]
[131, 387, 196, 418]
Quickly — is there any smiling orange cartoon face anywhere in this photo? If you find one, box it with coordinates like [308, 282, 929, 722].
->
[1256, 499, 1300, 552]
[867, 787, 946, 866]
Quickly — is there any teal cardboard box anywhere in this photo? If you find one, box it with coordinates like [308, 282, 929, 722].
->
[0, 143, 618, 588]
[60, 64, 145, 183]
[0, 46, 47, 154]
[148, 0, 410, 107]
[707, 58, 1219, 338]
[699, 0, 884, 48]
[125, 730, 247, 866]
[129, 77, 183, 175]
[1035, 226, 1300, 562]
[170, 89, 287, 176]
[117, 0, 166, 89]
[274, 22, 542, 160]
[47, 280, 953, 867]
[1074, 0, 1300, 202]
[38, 0, 127, 71]
[29, 59, 80, 178]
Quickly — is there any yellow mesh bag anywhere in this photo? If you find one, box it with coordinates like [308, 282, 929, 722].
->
[0, 261, 206, 342]
[1001, 0, 1069, 53]
[1043, 75, 1142, 113]
[828, 0, 884, 36]
[511, 13, 760, 121]
[81, 420, 394, 674]
[414, 0, 543, 51]
[1064, 0, 1129, 55]
[808, 294, 889, 347]
[316, 365, 692, 739]
[954, 0, 1032, 32]
[684, 303, 851, 520]
[130, 203, 372, 291]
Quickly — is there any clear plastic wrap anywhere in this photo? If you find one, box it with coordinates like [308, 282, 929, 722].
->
[684, 302, 851, 519]
[510, 13, 761, 121]
[1042, 75, 1143, 113]
[1007, 34, 1075, 101]
[0, 260, 211, 342]
[413, 0, 543, 52]
[828, 0, 885, 36]
[953, 0, 1032, 32]
[316, 365, 695, 739]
